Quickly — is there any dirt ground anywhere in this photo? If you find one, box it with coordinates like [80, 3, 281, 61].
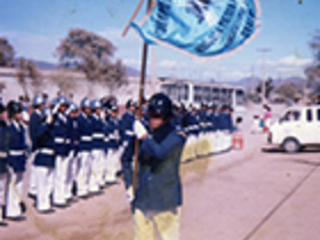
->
[3, 103, 320, 240]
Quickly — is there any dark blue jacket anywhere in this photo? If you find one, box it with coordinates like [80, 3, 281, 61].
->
[0, 120, 9, 174]
[77, 113, 93, 152]
[107, 117, 120, 150]
[52, 113, 70, 157]
[90, 114, 105, 150]
[133, 123, 186, 212]
[120, 111, 135, 145]
[29, 110, 43, 151]
[68, 117, 79, 155]
[7, 121, 28, 173]
[34, 122, 55, 168]
[184, 112, 200, 136]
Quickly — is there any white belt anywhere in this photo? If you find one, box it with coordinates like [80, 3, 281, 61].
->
[66, 139, 71, 144]
[39, 148, 55, 155]
[125, 130, 134, 136]
[0, 151, 7, 158]
[104, 137, 109, 142]
[81, 136, 92, 141]
[93, 133, 104, 139]
[108, 134, 115, 140]
[9, 150, 24, 156]
[54, 138, 65, 144]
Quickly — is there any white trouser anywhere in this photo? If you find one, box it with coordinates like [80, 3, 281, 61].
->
[211, 131, 218, 154]
[0, 173, 7, 206]
[65, 151, 78, 200]
[105, 148, 119, 183]
[6, 171, 24, 218]
[89, 150, 104, 192]
[53, 155, 68, 205]
[28, 152, 37, 195]
[35, 166, 54, 211]
[76, 151, 91, 197]
[215, 131, 223, 153]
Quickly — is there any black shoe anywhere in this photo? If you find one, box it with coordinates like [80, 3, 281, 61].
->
[53, 203, 68, 209]
[67, 197, 78, 204]
[38, 209, 55, 214]
[7, 216, 26, 222]
[0, 221, 8, 227]
[78, 195, 90, 200]
[116, 170, 123, 177]
[28, 193, 36, 200]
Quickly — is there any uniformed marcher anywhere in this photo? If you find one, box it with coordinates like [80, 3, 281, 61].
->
[0, 101, 9, 226]
[51, 96, 70, 207]
[33, 107, 55, 213]
[89, 100, 105, 192]
[76, 98, 93, 198]
[105, 102, 121, 184]
[6, 101, 28, 221]
[28, 95, 46, 199]
[132, 93, 187, 240]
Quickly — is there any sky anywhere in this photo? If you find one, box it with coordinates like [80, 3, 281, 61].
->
[0, 0, 319, 82]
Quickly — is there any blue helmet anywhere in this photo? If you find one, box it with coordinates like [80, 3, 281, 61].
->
[32, 95, 45, 107]
[57, 95, 69, 106]
[68, 102, 78, 112]
[7, 100, 23, 118]
[80, 97, 91, 109]
[126, 99, 137, 109]
[148, 93, 173, 118]
[91, 99, 102, 110]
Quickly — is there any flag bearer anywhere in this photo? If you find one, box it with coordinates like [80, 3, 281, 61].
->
[76, 98, 93, 198]
[132, 93, 186, 240]
[28, 95, 46, 199]
[0, 101, 9, 226]
[52, 96, 70, 207]
[89, 100, 105, 192]
[6, 101, 28, 221]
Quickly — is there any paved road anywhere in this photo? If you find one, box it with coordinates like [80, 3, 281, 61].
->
[2, 105, 320, 240]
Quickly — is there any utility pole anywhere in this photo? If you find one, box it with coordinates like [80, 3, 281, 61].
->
[257, 48, 271, 104]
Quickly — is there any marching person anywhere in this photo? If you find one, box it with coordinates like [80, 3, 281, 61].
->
[89, 100, 105, 192]
[132, 93, 187, 240]
[51, 96, 70, 207]
[76, 98, 93, 198]
[28, 95, 46, 199]
[6, 101, 28, 221]
[105, 102, 121, 184]
[0, 101, 9, 226]
[33, 107, 55, 213]
[65, 102, 79, 202]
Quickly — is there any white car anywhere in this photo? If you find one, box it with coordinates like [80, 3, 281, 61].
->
[268, 105, 320, 153]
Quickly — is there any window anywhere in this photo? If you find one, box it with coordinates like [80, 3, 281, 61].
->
[306, 109, 312, 122]
[317, 109, 320, 121]
[283, 110, 301, 121]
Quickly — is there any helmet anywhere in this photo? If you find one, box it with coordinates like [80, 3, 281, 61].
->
[32, 95, 45, 108]
[68, 102, 78, 113]
[91, 99, 102, 110]
[80, 97, 91, 109]
[7, 100, 23, 118]
[57, 95, 69, 106]
[126, 99, 136, 109]
[0, 101, 5, 113]
[148, 93, 173, 118]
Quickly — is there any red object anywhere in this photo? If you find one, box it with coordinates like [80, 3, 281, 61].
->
[233, 131, 243, 150]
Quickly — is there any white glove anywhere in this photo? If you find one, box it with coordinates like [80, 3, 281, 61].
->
[52, 102, 61, 115]
[126, 186, 134, 203]
[46, 114, 53, 124]
[134, 120, 147, 139]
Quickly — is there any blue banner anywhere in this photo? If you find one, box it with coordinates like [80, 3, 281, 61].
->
[131, 0, 259, 57]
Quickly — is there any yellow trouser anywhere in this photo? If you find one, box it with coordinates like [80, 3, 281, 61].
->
[134, 208, 181, 240]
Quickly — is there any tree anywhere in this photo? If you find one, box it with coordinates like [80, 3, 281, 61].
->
[50, 70, 78, 96]
[56, 28, 128, 92]
[17, 58, 44, 97]
[274, 82, 302, 101]
[0, 37, 15, 67]
[255, 77, 274, 99]
[304, 30, 320, 89]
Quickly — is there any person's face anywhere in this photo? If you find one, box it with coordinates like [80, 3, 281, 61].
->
[110, 110, 117, 118]
[95, 108, 102, 116]
[149, 114, 165, 130]
[59, 104, 67, 113]
[0, 112, 4, 120]
[39, 103, 45, 111]
[14, 112, 22, 121]
[83, 107, 91, 115]
[70, 111, 77, 118]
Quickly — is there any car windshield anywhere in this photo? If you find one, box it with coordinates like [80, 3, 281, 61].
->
[283, 110, 301, 121]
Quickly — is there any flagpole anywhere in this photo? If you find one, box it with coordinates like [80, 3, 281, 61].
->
[132, 0, 152, 195]
[122, 0, 146, 37]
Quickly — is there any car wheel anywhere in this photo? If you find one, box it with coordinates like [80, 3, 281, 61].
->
[282, 138, 300, 153]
